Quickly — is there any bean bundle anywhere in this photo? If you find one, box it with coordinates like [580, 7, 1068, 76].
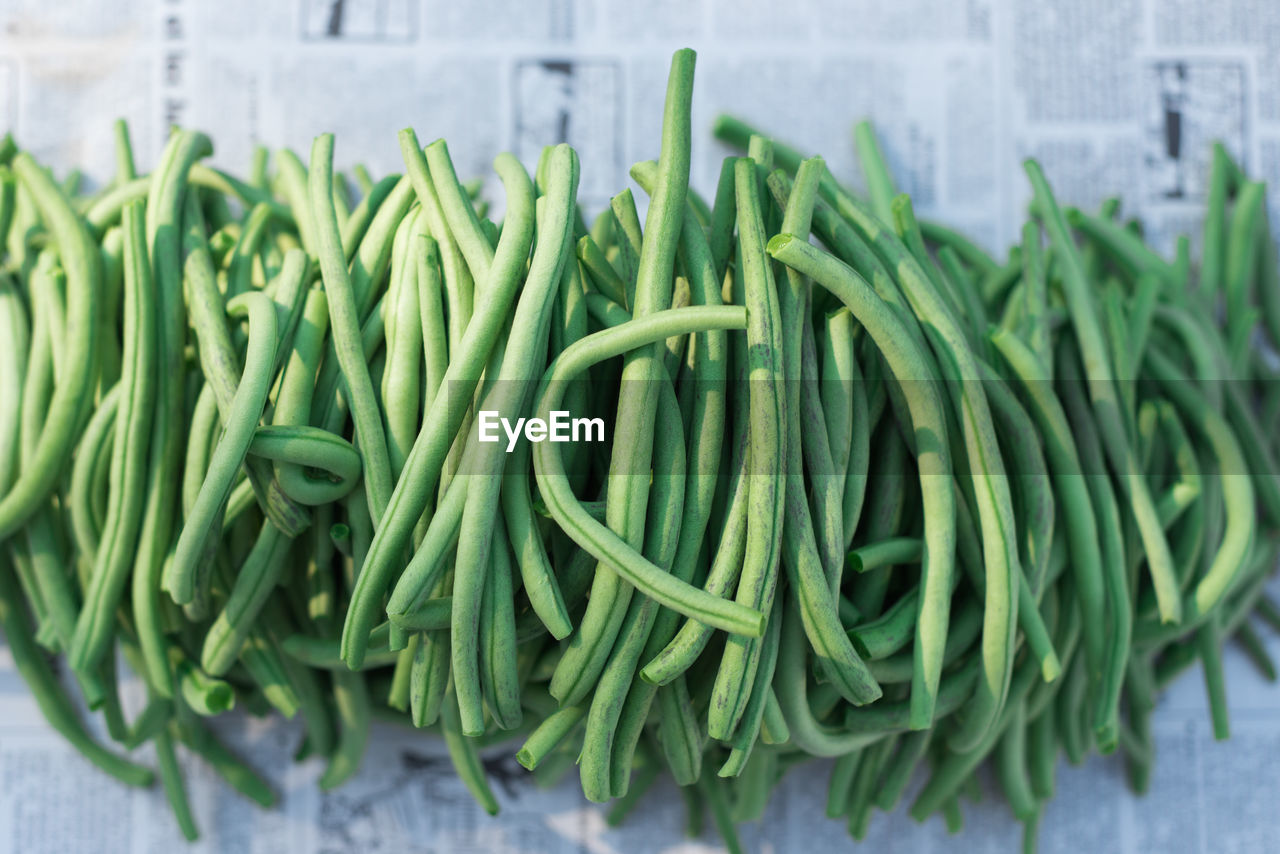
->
[1, 48, 1279, 850]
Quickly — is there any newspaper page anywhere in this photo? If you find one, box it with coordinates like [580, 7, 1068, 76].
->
[3, 0, 1280, 851]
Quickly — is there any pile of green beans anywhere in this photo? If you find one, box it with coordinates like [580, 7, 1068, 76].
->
[1, 48, 1279, 850]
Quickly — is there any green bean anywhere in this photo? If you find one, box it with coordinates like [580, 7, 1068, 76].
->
[866, 600, 981, 684]
[200, 523, 296, 676]
[911, 642, 1043, 819]
[1057, 654, 1089, 764]
[628, 163, 731, 668]
[708, 156, 738, 282]
[182, 385, 219, 516]
[517, 703, 587, 770]
[1195, 616, 1231, 739]
[340, 172, 396, 261]
[226, 202, 272, 300]
[250, 425, 362, 505]
[846, 734, 894, 838]
[66, 385, 119, 568]
[533, 309, 764, 637]
[1024, 161, 1179, 626]
[848, 588, 929, 660]
[847, 537, 922, 574]
[0, 555, 151, 785]
[828, 180, 1022, 747]
[768, 234, 950, 724]
[1017, 222, 1052, 371]
[1234, 621, 1277, 681]
[175, 718, 276, 807]
[720, 595, 785, 776]
[1138, 348, 1254, 636]
[639, 419, 750, 684]
[425, 139, 494, 284]
[656, 677, 704, 783]
[500, 422, 572, 639]
[995, 703, 1037, 821]
[921, 220, 999, 278]
[156, 726, 199, 840]
[698, 774, 745, 854]
[551, 50, 695, 709]
[341, 148, 538, 670]
[413, 234, 449, 406]
[33, 251, 67, 384]
[1066, 209, 1178, 285]
[577, 233, 628, 305]
[174, 649, 235, 715]
[131, 130, 215, 697]
[874, 727, 931, 812]
[1252, 200, 1280, 353]
[0, 154, 102, 538]
[166, 291, 279, 604]
[308, 134, 393, 523]
[610, 188, 643, 306]
[452, 145, 577, 735]
[820, 309, 857, 528]
[347, 175, 415, 320]
[6, 171, 36, 269]
[385, 465, 468, 621]
[706, 156, 789, 739]
[441, 682, 500, 815]
[69, 200, 156, 674]
[578, 372, 685, 801]
[399, 131, 473, 351]
[318, 669, 371, 790]
[381, 206, 424, 478]
[605, 756, 662, 827]
[0, 272, 26, 497]
[478, 514, 522, 730]
[790, 175, 848, 596]
[1224, 181, 1265, 370]
[853, 119, 896, 223]
[891, 196, 971, 341]
[991, 328, 1117, 746]
[409, 627, 448, 728]
[386, 596, 452, 631]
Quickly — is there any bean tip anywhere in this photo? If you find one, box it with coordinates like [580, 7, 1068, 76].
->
[765, 232, 793, 256]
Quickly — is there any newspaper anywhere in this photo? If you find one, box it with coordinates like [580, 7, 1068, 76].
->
[3, 0, 1280, 851]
